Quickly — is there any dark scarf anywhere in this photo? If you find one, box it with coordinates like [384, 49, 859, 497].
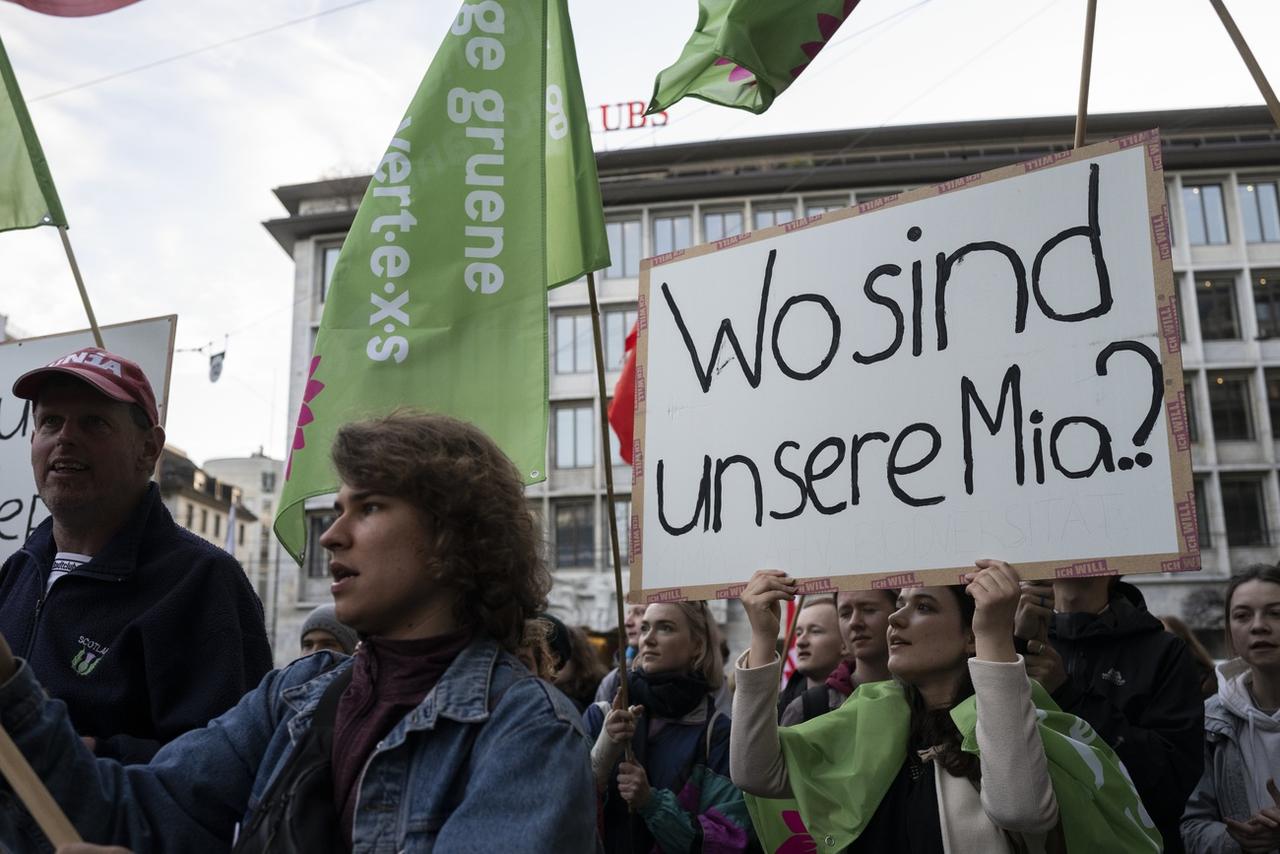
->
[626, 669, 710, 720]
[603, 671, 712, 854]
[826, 658, 857, 697]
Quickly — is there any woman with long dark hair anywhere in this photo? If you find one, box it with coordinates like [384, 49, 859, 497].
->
[584, 601, 753, 852]
[1182, 564, 1280, 853]
[732, 562, 1160, 853]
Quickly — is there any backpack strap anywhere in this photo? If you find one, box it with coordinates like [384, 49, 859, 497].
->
[800, 685, 829, 723]
[704, 697, 722, 764]
[312, 666, 354, 732]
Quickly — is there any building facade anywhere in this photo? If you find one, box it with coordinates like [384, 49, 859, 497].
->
[265, 106, 1280, 653]
[202, 451, 285, 654]
[157, 446, 258, 577]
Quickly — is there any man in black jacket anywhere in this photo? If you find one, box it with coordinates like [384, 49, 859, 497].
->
[0, 347, 272, 763]
[1017, 575, 1204, 854]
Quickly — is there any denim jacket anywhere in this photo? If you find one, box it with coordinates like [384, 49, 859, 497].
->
[0, 635, 597, 853]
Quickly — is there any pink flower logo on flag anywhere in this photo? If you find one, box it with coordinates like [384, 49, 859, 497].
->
[285, 355, 325, 481]
[714, 56, 756, 85]
[791, 0, 861, 79]
[777, 810, 818, 853]
[712, 1, 861, 85]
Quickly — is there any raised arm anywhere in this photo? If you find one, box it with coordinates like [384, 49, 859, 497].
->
[965, 560, 1058, 835]
[730, 570, 796, 799]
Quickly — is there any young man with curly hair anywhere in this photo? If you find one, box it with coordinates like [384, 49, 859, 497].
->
[0, 412, 597, 853]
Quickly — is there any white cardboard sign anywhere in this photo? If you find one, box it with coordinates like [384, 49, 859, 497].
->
[0, 316, 176, 562]
[631, 134, 1195, 603]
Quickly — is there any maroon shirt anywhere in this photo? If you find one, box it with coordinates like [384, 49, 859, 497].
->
[332, 629, 473, 847]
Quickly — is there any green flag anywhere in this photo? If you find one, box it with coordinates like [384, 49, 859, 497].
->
[0, 35, 67, 232]
[648, 0, 861, 115]
[746, 681, 1162, 853]
[275, 0, 609, 563]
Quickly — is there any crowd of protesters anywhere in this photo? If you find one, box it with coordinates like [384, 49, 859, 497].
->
[0, 347, 1277, 853]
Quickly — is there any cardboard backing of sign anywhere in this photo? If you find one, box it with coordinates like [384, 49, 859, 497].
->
[629, 132, 1192, 604]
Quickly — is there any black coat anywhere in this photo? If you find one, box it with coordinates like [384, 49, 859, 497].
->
[0, 483, 273, 763]
[1049, 582, 1204, 854]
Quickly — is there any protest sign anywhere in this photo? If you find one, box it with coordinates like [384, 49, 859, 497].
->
[0, 316, 175, 561]
[630, 133, 1193, 602]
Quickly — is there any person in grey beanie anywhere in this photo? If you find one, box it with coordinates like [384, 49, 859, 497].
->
[300, 603, 359, 656]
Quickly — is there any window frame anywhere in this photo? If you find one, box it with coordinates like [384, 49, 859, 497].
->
[1238, 180, 1280, 244]
[603, 217, 642, 279]
[701, 207, 745, 243]
[1220, 476, 1269, 547]
[554, 312, 594, 375]
[554, 403, 595, 469]
[1182, 183, 1230, 246]
[1196, 274, 1241, 340]
[554, 500, 596, 569]
[651, 211, 693, 256]
[1208, 372, 1255, 441]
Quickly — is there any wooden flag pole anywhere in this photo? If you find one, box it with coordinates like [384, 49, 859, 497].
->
[0, 723, 80, 846]
[1207, 0, 1280, 130]
[1073, 0, 1098, 149]
[56, 226, 105, 349]
[587, 271, 640, 844]
[586, 273, 633, 717]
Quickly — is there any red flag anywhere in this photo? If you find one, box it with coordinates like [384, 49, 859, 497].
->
[3, 0, 142, 15]
[607, 322, 638, 465]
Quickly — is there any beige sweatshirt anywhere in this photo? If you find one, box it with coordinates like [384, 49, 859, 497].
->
[730, 651, 1059, 853]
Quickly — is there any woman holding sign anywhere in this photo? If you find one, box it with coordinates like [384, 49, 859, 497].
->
[731, 564, 1162, 853]
[584, 601, 754, 853]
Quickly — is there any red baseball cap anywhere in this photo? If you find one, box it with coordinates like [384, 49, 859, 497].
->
[12, 347, 160, 426]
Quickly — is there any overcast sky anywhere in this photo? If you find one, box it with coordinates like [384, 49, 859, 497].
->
[0, 0, 1275, 465]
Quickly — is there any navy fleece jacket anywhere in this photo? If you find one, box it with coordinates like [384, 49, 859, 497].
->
[0, 483, 273, 763]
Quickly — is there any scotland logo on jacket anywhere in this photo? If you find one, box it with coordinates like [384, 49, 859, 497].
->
[71, 636, 109, 676]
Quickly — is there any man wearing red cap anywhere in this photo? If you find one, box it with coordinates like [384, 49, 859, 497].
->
[0, 347, 272, 763]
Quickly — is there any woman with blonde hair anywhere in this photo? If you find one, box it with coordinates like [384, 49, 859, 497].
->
[584, 601, 753, 852]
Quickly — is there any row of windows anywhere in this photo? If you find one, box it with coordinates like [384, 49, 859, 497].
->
[1179, 269, 1280, 340]
[602, 198, 857, 279]
[1182, 181, 1280, 247]
[1182, 370, 1280, 442]
[180, 502, 245, 545]
[553, 307, 637, 375]
[595, 180, 1280, 284]
[315, 179, 1280, 303]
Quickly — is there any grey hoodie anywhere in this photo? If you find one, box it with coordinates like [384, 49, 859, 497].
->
[1181, 659, 1280, 854]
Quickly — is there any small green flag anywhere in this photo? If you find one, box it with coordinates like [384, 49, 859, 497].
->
[746, 681, 1162, 853]
[648, 0, 861, 116]
[275, 0, 609, 563]
[0, 35, 67, 232]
